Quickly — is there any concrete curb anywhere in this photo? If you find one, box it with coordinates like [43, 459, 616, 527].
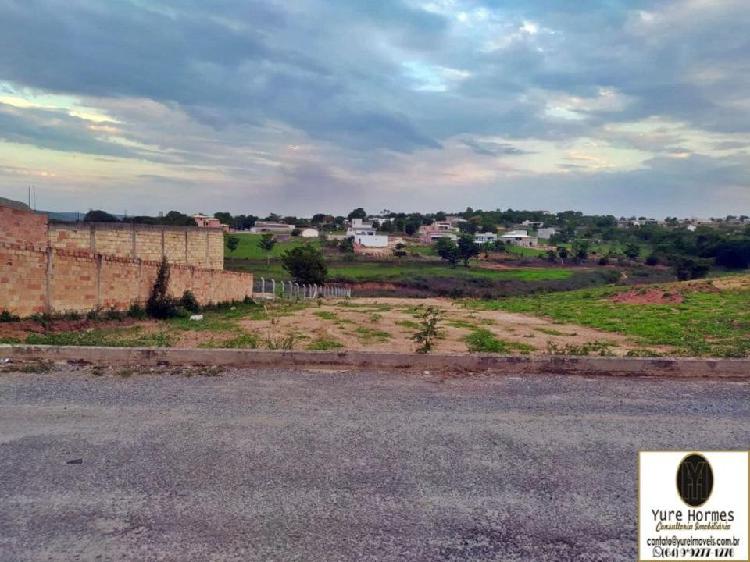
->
[2, 345, 749, 378]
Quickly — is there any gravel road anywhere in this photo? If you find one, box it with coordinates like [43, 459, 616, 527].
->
[1, 366, 748, 561]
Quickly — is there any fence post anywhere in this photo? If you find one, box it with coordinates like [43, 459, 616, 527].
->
[261, 277, 265, 294]
[271, 278, 276, 297]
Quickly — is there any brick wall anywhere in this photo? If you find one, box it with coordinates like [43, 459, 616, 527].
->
[48, 222, 224, 270]
[0, 205, 48, 249]
[1, 204, 252, 317]
[0, 245, 253, 316]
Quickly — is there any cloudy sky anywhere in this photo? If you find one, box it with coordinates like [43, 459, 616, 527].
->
[1, 0, 749, 217]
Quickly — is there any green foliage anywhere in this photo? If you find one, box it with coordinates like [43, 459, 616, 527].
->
[226, 235, 240, 253]
[127, 303, 147, 319]
[624, 242, 641, 260]
[307, 337, 344, 350]
[393, 242, 407, 258]
[464, 328, 532, 354]
[179, 290, 201, 313]
[338, 237, 355, 254]
[0, 310, 20, 323]
[354, 326, 391, 343]
[84, 209, 118, 222]
[347, 207, 367, 220]
[146, 258, 183, 319]
[672, 257, 710, 281]
[200, 333, 258, 349]
[258, 233, 277, 264]
[471, 285, 750, 357]
[546, 341, 614, 356]
[435, 237, 459, 266]
[411, 306, 442, 353]
[457, 234, 480, 266]
[26, 327, 172, 347]
[281, 245, 328, 285]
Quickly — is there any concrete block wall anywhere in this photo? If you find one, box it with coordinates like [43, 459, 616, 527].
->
[47, 222, 224, 270]
[1, 204, 252, 316]
[0, 205, 48, 249]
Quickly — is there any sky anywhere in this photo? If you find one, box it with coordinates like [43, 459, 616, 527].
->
[0, 0, 749, 218]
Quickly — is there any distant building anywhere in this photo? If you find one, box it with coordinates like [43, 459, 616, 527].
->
[419, 221, 459, 244]
[193, 214, 226, 230]
[474, 232, 497, 244]
[521, 220, 544, 229]
[299, 228, 319, 238]
[537, 227, 557, 240]
[500, 229, 538, 248]
[251, 221, 295, 234]
[347, 219, 388, 248]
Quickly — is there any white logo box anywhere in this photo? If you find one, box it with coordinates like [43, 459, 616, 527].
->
[639, 451, 749, 562]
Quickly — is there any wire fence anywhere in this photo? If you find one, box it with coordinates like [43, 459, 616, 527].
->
[253, 278, 352, 300]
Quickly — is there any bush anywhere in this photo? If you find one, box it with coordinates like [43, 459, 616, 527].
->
[146, 258, 181, 318]
[411, 306, 442, 353]
[180, 290, 201, 313]
[127, 303, 147, 319]
[597, 257, 609, 266]
[645, 254, 660, 266]
[281, 245, 328, 284]
[0, 310, 20, 323]
[672, 257, 710, 281]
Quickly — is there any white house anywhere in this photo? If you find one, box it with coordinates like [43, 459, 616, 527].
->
[474, 232, 497, 244]
[537, 227, 557, 240]
[347, 219, 389, 248]
[352, 232, 389, 248]
[500, 229, 538, 248]
[299, 228, 319, 238]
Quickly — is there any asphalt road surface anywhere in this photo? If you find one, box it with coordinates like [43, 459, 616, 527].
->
[1, 366, 748, 561]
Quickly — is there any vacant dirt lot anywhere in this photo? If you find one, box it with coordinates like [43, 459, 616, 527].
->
[1, 367, 748, 561]
[229, 297, 664, 355]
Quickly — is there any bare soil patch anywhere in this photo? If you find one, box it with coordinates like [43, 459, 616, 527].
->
[611, 288, 684, 305]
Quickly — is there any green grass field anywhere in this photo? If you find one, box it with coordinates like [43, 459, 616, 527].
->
[228, 260, 575, 283]
[469, 285, 750, 357]
[225, 233, 320, 259]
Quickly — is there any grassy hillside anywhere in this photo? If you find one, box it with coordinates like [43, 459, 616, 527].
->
[228, 261, 575, 283]
[469, 278, 750, 357]
[224, 232, 320, 259]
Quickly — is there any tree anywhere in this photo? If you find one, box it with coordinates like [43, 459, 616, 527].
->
[393, 242, 407, 258]
[557, 246, 569, 263]
[673, 257, 710, 281]
[84, 209, 118, 222]
[281, 245, 327, 285]
[226, 235, 239, 254]
[347, 207, 367, 220]
[338, 237, 355, 254]
[435, 237, 459, 267]
[572, 240, 590, 262]
[258, 233, 277, 265]
[624, 242, 641, 260]
[214, 211, 232, 225]
[457, 234, 480, 266]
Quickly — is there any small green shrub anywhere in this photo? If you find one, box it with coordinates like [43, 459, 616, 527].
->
[307, 337, 344, 350]
[411, 306, 442, 353]
[0, 310, 20, 323]
[180, 290, 201, 313]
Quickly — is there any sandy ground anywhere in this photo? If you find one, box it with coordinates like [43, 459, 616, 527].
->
[222, 297, 660, 355]
[1, 368, 748, 561]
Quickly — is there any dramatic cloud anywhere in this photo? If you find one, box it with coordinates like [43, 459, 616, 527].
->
[0, 0, 748, 216]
